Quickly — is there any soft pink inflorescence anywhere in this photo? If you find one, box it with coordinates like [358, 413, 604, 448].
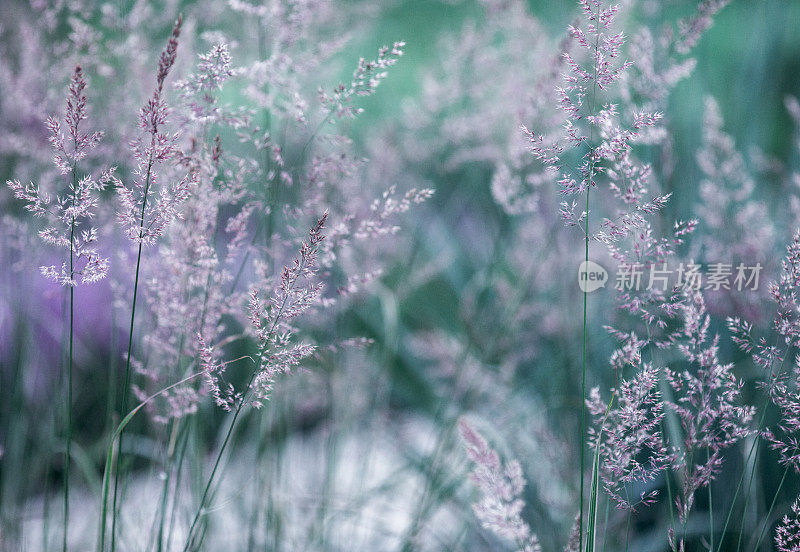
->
[761, 229, 800, 472]
[459, 418, 541, 552]
[763, 359, 800, 474]
[588, 363, 667, 511]
[175, 43, 238, 124]
[205, 214, 328, 411]
[116, 17, 193, 246]
[319, 42, 405, 120]
[675, 0, 731, 54]
[665, 290, 754, 523]
[7, 65, 110, 286]
[770, 229, 800, 348]
[522, 0, 672, 260]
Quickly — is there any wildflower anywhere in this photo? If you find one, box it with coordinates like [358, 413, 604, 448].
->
[522, 0, 668, 259]
[175, 43, 239, 124]
[727, 316, 781, 369]
[748, 230, 800, 472]
[354, 185, 434, 239]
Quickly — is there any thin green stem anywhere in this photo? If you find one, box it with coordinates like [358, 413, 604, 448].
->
[63, 231, 74, 552]
[664, 458, 675, 528]
[680, 443, 697, 547]
[105, 309, 118, 439]
[109, 155, 154, 552]
[580, 3, 602, 547]
[298, 113, 331, 165]
[166, 417, 192, 552]
[400, 415, 460, 552]
[109, 238, 143, 552]
[735, 442, 762, 552]
[156, 271, 212, 550]
[625, 510, 631, 552]
[98, 373, 204, 552]
[708, 447, 714, 552]
[155, 420, 183, 552]
[241, 33, 280, 546]
[587, 392, 615, 552]
[751, 466, 789, 552]
[181, 373, 255, 552]
[736, 357, 790, 552]
[579, 185, 589, 552]
[714, 430, 760, 552]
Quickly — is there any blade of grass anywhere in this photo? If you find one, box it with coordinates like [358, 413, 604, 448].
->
[97, 371, 204, 552]
[586, 439, 601, 552]
[587, 391, 615, 552]
[708, 447, 714, 551]
[166, 414, 193, 552]
[750, 465, 789, 552]
[181, 366, 258, 552]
